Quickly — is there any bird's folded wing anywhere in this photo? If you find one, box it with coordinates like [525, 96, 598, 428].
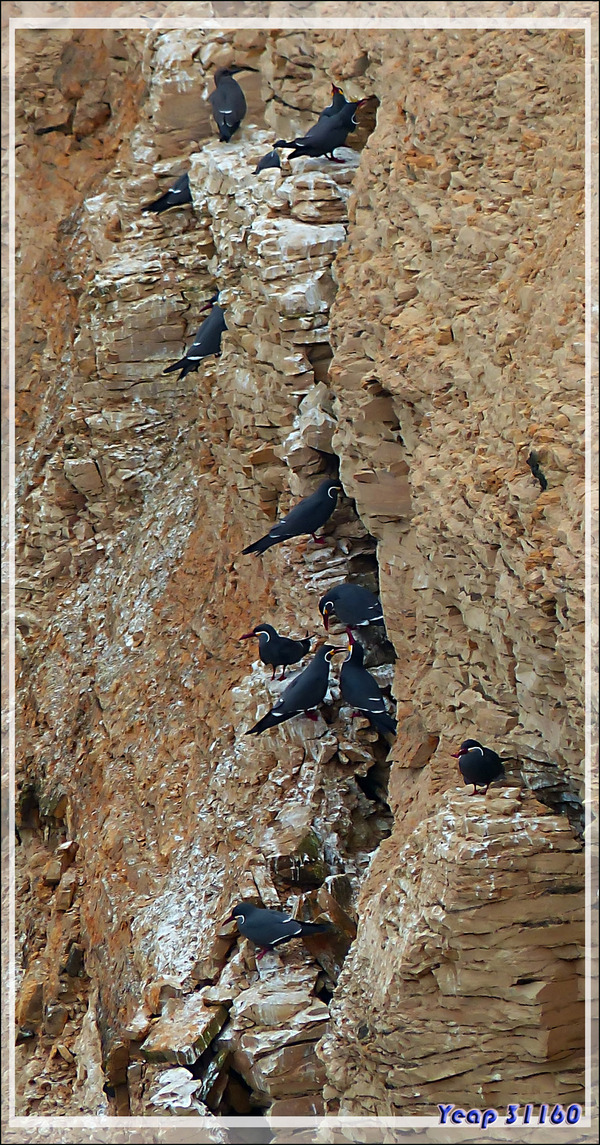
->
[364, 698, 387, 712]
[282, 918, 303, 935]
[266, 522, 291, 539]
[277, 672, 309, 703]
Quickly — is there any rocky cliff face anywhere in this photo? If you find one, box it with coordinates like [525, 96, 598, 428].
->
[12, 11, 587, 1137]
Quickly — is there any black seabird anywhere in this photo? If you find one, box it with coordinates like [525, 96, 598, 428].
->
[275, 99, 367, 162]
[318, 83, 349, 121]
[240, 624, 312, 680]
[246, 644, 340, 735]
[253, 148, 281, 174]
[163, 295, 226, 381]
[452, 739, 505, 795]
[142, 172, 192, 215]
[242, 479, 341, 556]
[319, 583, 384, 634]
[527, 450, 548, 491]
[226, 902, 332, 959]
[340, 639, 396, 738]
[209, 65, 259, 142]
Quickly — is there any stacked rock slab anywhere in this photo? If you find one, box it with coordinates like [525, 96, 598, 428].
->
[318, 789, 584, 1115]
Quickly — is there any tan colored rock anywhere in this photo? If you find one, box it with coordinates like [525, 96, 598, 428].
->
[41, 858, 63, 885]
[43, 1002, 69, 1037]
[54, 869, 77, 911]
[16, 968, 45, 1029]
[233, 1035, 328, 1099]
[140, 995, 228, 1066]
[148, 1065, 227, 1125]
[319, 789, 585, 1115]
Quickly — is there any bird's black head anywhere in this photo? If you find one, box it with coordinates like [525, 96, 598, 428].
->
[228, 902, 253, 923]
[314, 478, 342, 502]
[319, 598, 334, 630]
[240, 624, 275, 641]
[215, 64, 259, 81]
[346, 639, 364, 665]
[322, 644, 345, 663]
[332, 83, 345, 96]
[348, 98, 369, 124]
[452, 739, 484, 758]
[200, 292, 220, 312]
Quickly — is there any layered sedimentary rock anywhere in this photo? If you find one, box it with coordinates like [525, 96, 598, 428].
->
[319, 789, 585, 1117]
[10, 7, 589, 1136]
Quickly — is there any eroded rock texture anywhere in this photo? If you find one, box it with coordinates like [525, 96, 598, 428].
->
[12, 8, 588, 1136]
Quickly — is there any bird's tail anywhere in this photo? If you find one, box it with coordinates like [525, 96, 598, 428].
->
[300, 920, 334, 936]
[246, 711, 286, 736]
[142, 192, 173, 214]
[369, 711, 397, 737]
[163, 358, 185, 375]
[242, 534, 278, 556]
[274, 139, 294, 149]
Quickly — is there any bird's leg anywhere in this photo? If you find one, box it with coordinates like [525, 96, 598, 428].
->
[351, 710, 362, 720]
[279, 667, 287, 681]
[255, 947, 269, 962]
[310, 532, 327, 545]
[469, 785, 480, 796]
[305, 710, 319, 722]
[271, 666, 276, 680]
[481, 784, 490, 795]
[327, 152, 345, 163]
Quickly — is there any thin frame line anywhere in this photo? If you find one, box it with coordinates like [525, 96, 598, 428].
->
[7, 10, 595, 1135]
[8, 11, 17, 1128]
[7, 1113, 593, 1128]
[7, 17, 592, 29]
[583, 12, 595, 1123]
